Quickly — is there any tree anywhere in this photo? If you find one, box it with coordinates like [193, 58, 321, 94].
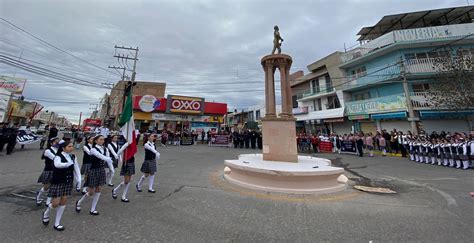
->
[424, 49, 474, 110]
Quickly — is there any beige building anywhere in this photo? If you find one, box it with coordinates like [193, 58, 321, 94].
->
[107, 80, 166, 127]
[290, 51, 352, 134]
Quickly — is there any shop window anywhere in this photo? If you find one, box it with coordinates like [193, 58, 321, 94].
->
[412, 83, 430, 92]
[354, 91, 371, 101]
[292, 95, 298, 108]
[351, 66, 367, 77]
[325, 75, 333, 92]
[327, 96, 341, 109]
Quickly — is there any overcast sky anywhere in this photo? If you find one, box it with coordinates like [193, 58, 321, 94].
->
[0, 0, 469, 123]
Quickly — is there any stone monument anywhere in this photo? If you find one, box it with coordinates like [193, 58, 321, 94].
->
[223, 27, 347, 194]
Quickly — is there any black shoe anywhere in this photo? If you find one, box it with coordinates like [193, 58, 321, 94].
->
[89, 210, 99, 216]
[121, 198, 130, 203]
[136, 185, 142, 192]
[53, 225, 65, 231]
[148, 189, 156, 193]
[112, 190, 117, 200]
[42, 210, 49, 226]
[107, 183, 114, 187]
[75, 200, 81, 213]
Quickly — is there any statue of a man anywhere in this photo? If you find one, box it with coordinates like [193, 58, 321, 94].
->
[272, 25, 284, 54]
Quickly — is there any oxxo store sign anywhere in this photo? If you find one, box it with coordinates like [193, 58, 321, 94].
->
[166, 95, 204, 115]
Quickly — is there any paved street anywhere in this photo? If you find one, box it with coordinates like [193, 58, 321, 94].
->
[0, 143, 473, 242]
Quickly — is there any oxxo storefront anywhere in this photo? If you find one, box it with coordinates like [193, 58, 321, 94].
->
[133, 95, 227, 135]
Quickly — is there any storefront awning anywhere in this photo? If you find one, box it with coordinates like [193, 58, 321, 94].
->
[420, 110, 474, 119]
[371, 111, 407, 120]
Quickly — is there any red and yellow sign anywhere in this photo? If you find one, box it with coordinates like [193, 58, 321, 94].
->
[166, 95, 204, 114]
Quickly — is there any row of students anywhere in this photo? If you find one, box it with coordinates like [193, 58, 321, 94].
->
[407, 137, 473, 170]
[36, 133, 161, 231]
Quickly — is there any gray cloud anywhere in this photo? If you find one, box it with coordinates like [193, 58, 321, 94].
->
[0, 0, 466, 122]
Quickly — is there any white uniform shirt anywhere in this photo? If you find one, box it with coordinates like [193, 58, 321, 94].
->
[53, 151, 81, 185]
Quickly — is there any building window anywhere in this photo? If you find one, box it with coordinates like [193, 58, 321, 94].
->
[327, 95, 341, 109]
[311, 79, 320, 93]
[354, 91, 371, 101]
[248, 112, 254, 121]
[313, 99, 322, 111]
[351, 66, 367, 77]
[292, 95, 298, 108]
[325, 75, 333, 92]
[412, 83, 430, 92]
[256, 110, 261, 120]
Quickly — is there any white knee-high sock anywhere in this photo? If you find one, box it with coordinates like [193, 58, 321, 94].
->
[455, 160, 461, 168]
[425, 156, 429, 163]
[91, 192, 101, 212]
[449, 159, 454, 167]
[77, 192, 90, 206]
[410, 154, 414, 161]
[44, 203, 53, 218]
[431, 157, 436, 164]
[443, 159, 448, 166]
[462, 161, 469, 169]
[37, 188, 45, 202]
[113, 182, 124, 194]
[108, 169, 115, 185]
[415, 154, 419, 161]
[55, 205, 65, 227]
[149, 175, 155, 190]
[437, 158, 441, 165]
[46, 197, 52, 206]
[122, 183, 130, 199]
[137, 175, 146, 188]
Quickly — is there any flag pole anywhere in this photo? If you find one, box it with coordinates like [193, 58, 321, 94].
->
[124, 47, 138, 165]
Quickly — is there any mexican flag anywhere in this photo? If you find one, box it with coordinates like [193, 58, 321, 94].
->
[118, 89, 137, 161]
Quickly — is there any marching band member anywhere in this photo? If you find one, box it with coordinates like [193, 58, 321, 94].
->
[76, 135, 113, 216]
[36, 137, 60, 206]
[136, 134, 160, 193]
[41, 141, 81, 231]
[80, 136, 94, 193]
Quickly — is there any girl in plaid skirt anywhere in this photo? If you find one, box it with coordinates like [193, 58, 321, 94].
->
[137, 134, 160, 193]
[107, 134, 127, 187]
[76, 135, 113, 216]
[80, 136, 94, 194]
[42, 141, 81, 231]
[112, 145, 135, 203]
[36, 137, 60, 206]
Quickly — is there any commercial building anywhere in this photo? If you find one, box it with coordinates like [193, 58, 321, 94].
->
[108, 80, 166, 127]
[0, 88, 10, 122]
[133, 94, 227, 134]
[291, 52, 352, 134]
[340, 6, 474, 134]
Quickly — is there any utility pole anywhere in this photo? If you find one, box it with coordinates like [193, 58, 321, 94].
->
[400, 56, 419, 135]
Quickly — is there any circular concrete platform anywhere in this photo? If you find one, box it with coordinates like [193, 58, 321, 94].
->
[224, 154, 347, 194]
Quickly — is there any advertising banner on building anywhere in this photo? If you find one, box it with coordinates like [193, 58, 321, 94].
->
[167, 95, 204, 114]
[346, 95, 406, 116]
[139, 95, 160, 112]
[292, 106, 308, 115]
[0, 76, 27, 94]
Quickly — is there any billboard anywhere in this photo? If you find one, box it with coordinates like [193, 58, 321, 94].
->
[0, 76, 27, 94]
[166, 95, 204, 115]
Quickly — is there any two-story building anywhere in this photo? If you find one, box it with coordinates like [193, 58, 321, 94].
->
[340, 6, 474, 134]
[291, 51, 352, 135]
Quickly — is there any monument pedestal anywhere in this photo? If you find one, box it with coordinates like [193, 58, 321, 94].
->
[262, 117, 298, 162]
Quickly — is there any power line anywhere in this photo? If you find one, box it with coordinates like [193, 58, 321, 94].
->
[0, 18, 119, 77]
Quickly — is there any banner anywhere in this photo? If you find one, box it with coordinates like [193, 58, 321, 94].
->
[210, 134, 230, 147]
[16, 130, 41, 145]
[340, 140, 357, 154]
[346, 94, 406, 116]
[0, 76, 27, 94]
[180, 136, 194, 146]
[318, 141, 333, 153]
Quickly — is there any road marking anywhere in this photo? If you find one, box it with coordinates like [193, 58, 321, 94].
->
[10, 193, 36, 200]
[385, 176, 458, 207]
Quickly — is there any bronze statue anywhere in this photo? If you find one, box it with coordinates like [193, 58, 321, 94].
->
[272, 25, 284, 54]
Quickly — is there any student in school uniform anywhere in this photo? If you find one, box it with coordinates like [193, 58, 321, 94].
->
[75, 135, 113, 216]
[136, 134, 160, 193]
[468, 136, 474, 169]
[41, 141, 81, 231]
[107, 134, 127, 187]
[36, 137, 60, 206]
[457, 138, 469, 170]
[80, 136, 94, 194]
[447, 138, 456, 167]
[112, 144, 134, 203]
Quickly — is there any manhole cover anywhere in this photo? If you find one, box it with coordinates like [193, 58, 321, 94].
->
[354, 185, 397, 194]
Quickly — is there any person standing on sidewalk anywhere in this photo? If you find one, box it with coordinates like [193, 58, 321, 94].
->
[379, 134, 387, 156]
[136, 134, 160, 193]
[41, 141, 81, 231]
[6, 123, 19, 155]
